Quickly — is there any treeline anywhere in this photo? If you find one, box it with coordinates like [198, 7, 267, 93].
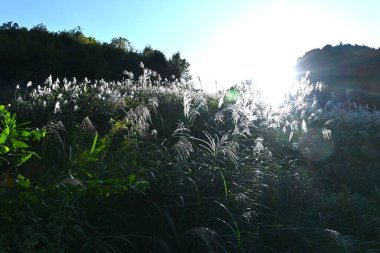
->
[0, 21, 190, 86]
[296, 44, 380, 107]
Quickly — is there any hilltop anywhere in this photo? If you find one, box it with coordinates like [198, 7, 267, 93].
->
[0, 22, 190, 86]
[296, 44, 380, 107]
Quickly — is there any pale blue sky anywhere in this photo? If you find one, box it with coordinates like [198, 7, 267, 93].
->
[1, 0, 380, 94]
[1, 0, 257, 57]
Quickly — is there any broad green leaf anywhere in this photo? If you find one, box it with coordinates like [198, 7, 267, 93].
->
[21, 131, 31, 138]
[12, 139, 29, 149]
[7, 113, 16, 127]
[0, 126, 10, 144]
[4, 112, 11, 124]
[0, 145, 10, 154]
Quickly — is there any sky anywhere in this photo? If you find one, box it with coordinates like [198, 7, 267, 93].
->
[1, 0, 380, 99]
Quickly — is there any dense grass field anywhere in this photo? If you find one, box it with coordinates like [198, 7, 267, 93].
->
[1, 69, 379, 252]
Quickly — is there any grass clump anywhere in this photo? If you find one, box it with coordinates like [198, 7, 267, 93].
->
[0, 68, 379, 252]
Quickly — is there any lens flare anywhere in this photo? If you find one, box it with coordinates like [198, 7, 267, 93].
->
[298, 128, 335, 162]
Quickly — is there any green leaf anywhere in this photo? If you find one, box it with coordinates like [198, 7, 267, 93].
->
[86, 157, 98, 162]
[92, 145, 106, 157]
[12, 139, 29, 149]
[21, 131, 31, 138]
[0, 126, 10, 144]
[128, 174, 136, 185]
[30, 130, 45, 141]
[0, 145, 10, 154]
[17, 174, 30, 188]
[7, 113, 16, 127]
[4, 111, 11, 124]
[90, 132, 98, 156]
[18, 153, 33, 166]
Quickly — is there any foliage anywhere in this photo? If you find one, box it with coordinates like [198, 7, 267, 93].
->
[296, 43, 380, 107]
[0, 68, 379, 252]
[110, 36, 134, 52]
[0, 105, 45, 175]
[0, 22, 190, 91]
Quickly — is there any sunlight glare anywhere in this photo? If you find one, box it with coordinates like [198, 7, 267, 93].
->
[191, 1, 367, 106]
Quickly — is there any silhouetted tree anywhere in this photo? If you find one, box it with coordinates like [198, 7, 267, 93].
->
[0, 22, 191, 87]
[0, 21, 19, 30]
[30, 23, 48, 32]
[169, 52, 191, 80]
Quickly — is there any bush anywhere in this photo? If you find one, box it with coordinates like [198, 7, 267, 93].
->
[1, 70, 379, 252]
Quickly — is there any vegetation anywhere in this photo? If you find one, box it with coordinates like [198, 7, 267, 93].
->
[0, 21, 190, 88]
[0, 63, 379, 252]
[296, 44, 380, 107]
[0, 22, 379, 252]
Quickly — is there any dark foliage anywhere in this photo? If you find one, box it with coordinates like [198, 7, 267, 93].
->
[0, 21, 190, 87]
[296, 44, 380, 107]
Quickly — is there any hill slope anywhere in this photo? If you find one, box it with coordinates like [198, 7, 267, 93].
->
[295, 44, 380, 106]
[0, 22, 190, 86]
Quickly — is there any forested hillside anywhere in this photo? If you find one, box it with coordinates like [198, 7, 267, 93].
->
[296, 44, 380, 107]
[0, 21, 190, 86]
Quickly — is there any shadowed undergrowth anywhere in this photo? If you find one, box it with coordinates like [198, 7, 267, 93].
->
[0, 69, 379, 252]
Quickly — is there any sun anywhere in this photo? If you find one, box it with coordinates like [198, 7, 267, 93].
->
[251, 57, 297, 107]
[191, 1, 355, 106]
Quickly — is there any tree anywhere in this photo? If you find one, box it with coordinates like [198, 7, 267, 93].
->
[143, 47, 169, 76]
[169, 52, 191, 80]
[0, 21, 19, 30]
[143, 45, 154, 56]
[0, 23, 190, 86]
[111, 37, 133, 52]
[31, 23, 48, 32]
